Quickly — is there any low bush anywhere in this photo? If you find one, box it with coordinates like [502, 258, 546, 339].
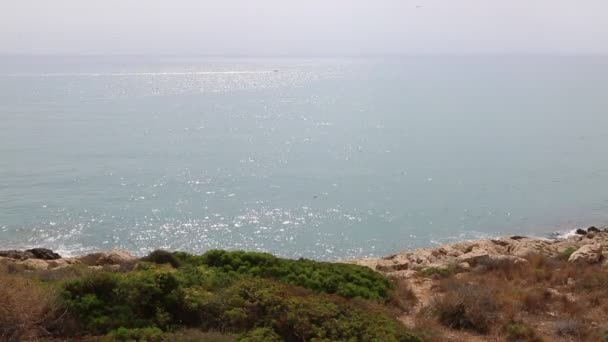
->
[505, 322, 543, 342]
[239, 327, 282, 342]
[432, 281, 500, 333]
[163, 330, 236, 342]
[106, 327, 164, 342]
[174, 250, 392, 300]
[142, 250, 181, 268]
[59, 267, 421, 341]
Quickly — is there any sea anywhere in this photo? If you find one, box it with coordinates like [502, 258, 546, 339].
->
[1, 55, 607, 260]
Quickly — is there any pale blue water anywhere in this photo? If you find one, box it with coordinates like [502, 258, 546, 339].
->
[1, 55, 607, 260]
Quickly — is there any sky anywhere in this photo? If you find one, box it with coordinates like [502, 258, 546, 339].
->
[1, 0, 607, 55]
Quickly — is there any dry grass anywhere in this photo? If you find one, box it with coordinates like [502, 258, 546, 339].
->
[415, 254, 608, 340]
[0, 272, 60, 341]
[388, 277, 419, 312]
[431, 280, 500, 333]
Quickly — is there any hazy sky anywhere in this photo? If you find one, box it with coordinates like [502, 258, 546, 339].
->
[1, 0, 607, 55]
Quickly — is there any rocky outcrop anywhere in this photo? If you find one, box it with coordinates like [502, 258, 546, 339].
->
[0, 248, 137, 271]
[350, 230, 608, 278]
[26, 248, 62, 260]
[0, 248, 61, 260]
[76, 250, 137, 266]
[568, 243, 603, 264]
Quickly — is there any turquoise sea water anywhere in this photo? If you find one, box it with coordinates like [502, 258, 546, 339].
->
[1, 55, 607, 260]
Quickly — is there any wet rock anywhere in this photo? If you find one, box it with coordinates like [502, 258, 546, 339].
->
[568, 244, 603, 264]
[587, 226, 600, 233]
[25, 248, 61, 260]
[575, 229, 587, 235]
[510, 236, 527, 240]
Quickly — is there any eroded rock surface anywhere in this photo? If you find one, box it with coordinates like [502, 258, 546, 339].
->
[350, 230, 608, 278]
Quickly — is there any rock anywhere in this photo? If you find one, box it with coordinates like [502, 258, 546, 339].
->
[566, 277, 576, 286]
[575, 229, 587, 235]
[586, 233, 596, 239]
[568, 244, 603, 264]
[458, 262, 471, 270]
[456, 250, 490, 266]
[0, 250, 35, 260]
[76, 250, 136, 266]
[376, 261, 409, 272]
[491, 239, 510, 247]
[25, 248, 61, 260]
[488, 255, 528, 265]
[510, 236, 527, 240]
[21, 259, 50, 270]
[510, 245, 538, 258]
[587, 226, 600, 233]
[391, 270, 418, 278]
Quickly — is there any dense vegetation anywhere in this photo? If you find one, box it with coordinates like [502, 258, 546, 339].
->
[1, 250, 420, 341]
[172, 250, 392, 299]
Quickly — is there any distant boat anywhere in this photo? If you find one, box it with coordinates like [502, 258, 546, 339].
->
[273, 69, 279, 72]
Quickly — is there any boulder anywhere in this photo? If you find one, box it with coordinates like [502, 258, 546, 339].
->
[587, 226, 600, 233]
[26, 248, 61, 260]
[456, 250, 490, 266]
[76, 250, 136, 266]
[568, 244, 603, 264]
[575, 229, 587, 235]
[488, 254, 528, 265]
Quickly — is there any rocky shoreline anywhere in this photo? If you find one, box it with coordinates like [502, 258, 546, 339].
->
[0, 248, 137, 271]
[350, 225, 608, 278]
[2, 225, 607, 275]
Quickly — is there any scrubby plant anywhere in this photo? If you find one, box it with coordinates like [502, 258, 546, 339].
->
[504, 322, 543, 342]
[59, 266, 421, 341]
[560, 247, 577, 260]
[141, 250, 181, 268]
[418, 265, 458, 278]
[175, 250, 392, 299]
[106, 327, 164, 342]
[239, 327, 282, 342]
[431, 281, 500, 333]
[163, 329, 236, 342]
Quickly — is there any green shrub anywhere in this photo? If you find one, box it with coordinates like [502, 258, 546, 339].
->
[505, 322, 542, 342]
[141, 250, 181, 268]
[561, 247, 577, 260]
[61, 270, 192, 333]
[59, 251, 417, 340]
[239, 327, 282, 342]
[202, 278, 422, 342]
[163, 330, 236, 342]
[106, 327, 164, 342]
[179, 250, 392, 299]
